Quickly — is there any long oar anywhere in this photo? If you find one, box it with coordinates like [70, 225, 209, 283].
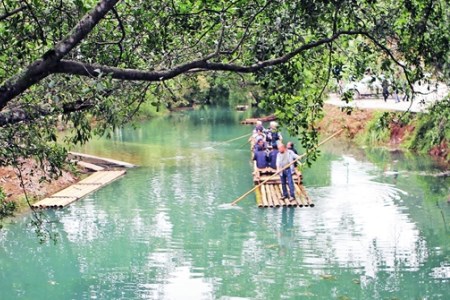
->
[239, 139, 251, 148]
[220, 133, 252, 144]
[230, 128, 344, 206]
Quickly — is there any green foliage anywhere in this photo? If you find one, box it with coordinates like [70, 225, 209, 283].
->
[405, 98, 450, 155]
[0, 187, 16, 228]
[0, 0, 449, 173]
[0, 0, 448, 243]
[360, 99, 449, 159]
[361, 112, 392, 145]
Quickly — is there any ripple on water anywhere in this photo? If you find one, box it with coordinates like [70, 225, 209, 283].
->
[2, 109, 449, 300]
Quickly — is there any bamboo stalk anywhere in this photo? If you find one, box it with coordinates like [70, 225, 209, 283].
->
[260, 183, 269, 208]
[299, 185, 314, 207]
[264, 185, 272, 207]
[265, 185, 274, 207]
[231, 129, 344, 206]
[274, 185, 286, 207]
[295, 184, 307, 207]
[278, 184, 292, 207]
[277, 184, 290, 206]
[266, 184, 276, 207]
[297, 185, 309, 206]
[290, 197, 298, 207]
[255, 186, 263, 208]
[269, 185, 281, 207]
[221, 133, 252, 144]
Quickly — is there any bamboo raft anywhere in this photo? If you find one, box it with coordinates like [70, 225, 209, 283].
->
[31, 170, 126, 209]
[253, 167, 314, 208]
[241, 114, 277, 125]
[235, 105, 249, 111]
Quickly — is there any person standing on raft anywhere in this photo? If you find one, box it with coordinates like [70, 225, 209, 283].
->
[276, 143, 299, 203]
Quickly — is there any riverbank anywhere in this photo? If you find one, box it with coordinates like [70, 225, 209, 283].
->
[320, 103, 449, 164]
[1, 103, 447, 212]
[0, 153, 133, 215]
[2, 106, 448, 299]
[0, 159, 78, 205]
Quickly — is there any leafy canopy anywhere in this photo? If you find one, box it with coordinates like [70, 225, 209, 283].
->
[0, 0, 449, 169]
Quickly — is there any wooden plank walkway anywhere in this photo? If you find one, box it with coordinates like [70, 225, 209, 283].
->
[31, 170, 126, 209]
[69, 152, 135, 168]
[73, 160, 105, 171]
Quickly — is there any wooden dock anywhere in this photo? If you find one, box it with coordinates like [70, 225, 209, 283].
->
[68, 152, 135, 169]
[31, 170, 126, 209]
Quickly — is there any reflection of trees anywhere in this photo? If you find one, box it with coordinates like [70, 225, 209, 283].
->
[363, 147, 450, 248]
[77, 134, 447, 299]
[3, 109, 449, 299]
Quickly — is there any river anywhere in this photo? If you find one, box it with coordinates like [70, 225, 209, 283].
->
[1, 108, 449, 299]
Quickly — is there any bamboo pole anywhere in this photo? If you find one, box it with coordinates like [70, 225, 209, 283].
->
[221, 133, 252, 144]
[260, 184, 269, 207]
[239, 139, 251, 148]
[267, 184, 276, 207]
[279, 184, 293, 207]
[299, 185, 314, 207]
[255, 186, 263, 208]
[274, 185, 286, 207]
[269, 185, 281, 207]
[279, 186, 289, 207]
[231, 129, 344, 206]
[295, 184, 307, 207]
[265, 185, 274, 207]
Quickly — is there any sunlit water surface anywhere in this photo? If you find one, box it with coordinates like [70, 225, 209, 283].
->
[1, 108, 449, 299]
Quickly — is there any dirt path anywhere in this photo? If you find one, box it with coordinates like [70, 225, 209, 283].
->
[327, 82, 448, 113]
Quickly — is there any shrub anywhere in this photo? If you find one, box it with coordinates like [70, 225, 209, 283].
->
[0, 187, 16, 227]
[406, 99, 450, 156]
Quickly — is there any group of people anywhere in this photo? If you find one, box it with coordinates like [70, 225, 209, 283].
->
[382, 79, 409, 103]
[250, 121, 300, 203]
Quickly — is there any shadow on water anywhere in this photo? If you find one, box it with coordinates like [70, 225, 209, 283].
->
[0, 107, 449, 299]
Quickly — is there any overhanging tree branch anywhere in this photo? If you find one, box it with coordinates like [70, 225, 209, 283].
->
[0, 0, 120, 111]
[53, 30, 366, 80]
[0, 29, 367, 124]
[0, 4, 26, 21]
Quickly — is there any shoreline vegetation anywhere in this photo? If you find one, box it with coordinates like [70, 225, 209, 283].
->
[1, 102, 448, 223]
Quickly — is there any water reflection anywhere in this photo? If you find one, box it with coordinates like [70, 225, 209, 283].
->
[303, 156, 427, 278]
[0, 108, 448, 299]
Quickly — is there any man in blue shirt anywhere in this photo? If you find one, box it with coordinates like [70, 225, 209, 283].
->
[268, 144, 279, 170]
[253, 142, 268, 169]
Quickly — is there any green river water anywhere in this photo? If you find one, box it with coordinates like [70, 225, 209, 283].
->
[1, 108, 449, 299]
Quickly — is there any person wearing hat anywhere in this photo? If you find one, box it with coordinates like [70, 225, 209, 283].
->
[253, 120, 265, 134]
[266, 121, 282, 148]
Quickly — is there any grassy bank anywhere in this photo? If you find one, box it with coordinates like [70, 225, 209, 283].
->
[321, 100, 449, 163]
[359, 100, 449, 161]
